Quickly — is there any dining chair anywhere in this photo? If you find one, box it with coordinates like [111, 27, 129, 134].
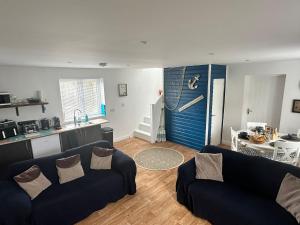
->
[230, 127, 239, 151]
[246, 122, 267, 131]
[273, 141, 300, 166]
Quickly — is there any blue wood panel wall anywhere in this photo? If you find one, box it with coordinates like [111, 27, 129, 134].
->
[208, 64, 227, 144]
[164, 65, 209, 150]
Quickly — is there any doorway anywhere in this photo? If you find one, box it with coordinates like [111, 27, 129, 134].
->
[210, 78, 225, 145]
[241, 74, 286, 129]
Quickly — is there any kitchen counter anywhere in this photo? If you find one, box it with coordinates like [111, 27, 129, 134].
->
[0, 118, 109, 146]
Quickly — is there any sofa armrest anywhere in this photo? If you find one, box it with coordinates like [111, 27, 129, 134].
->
[112, 150, 137, 195]
[0, 181, 32, 225]
[176, 158, 196, 206]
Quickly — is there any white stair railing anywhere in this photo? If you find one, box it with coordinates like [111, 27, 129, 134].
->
[150, 95, 163, 143]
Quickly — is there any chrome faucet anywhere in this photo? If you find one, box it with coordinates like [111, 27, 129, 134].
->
[74, 109, 82, 125]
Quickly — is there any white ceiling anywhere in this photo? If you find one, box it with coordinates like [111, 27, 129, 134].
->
[0, 0, 300, 68]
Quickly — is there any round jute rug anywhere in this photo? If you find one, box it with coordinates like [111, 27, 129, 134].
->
[134, 147, 184, 170]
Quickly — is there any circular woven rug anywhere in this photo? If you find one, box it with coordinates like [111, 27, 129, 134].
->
[134, 147, 184, 170]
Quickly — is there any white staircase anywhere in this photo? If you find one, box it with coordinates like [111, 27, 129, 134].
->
[134, 116, 152, 142]
[133, 96, 163, 143]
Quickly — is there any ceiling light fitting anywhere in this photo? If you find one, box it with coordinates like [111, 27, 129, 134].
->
[99, 62, 107, 67]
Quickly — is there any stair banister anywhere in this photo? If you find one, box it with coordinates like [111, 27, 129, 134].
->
[150, 95, 163, 143]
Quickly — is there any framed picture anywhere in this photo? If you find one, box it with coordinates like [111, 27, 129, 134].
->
[118, 83, 127, 96]
[292, 99, 300, 113]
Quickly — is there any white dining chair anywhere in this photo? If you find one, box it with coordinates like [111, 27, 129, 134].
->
[247, 122, 267, 131]
[230, 127, 239, 151]
[273, 141, 300, 166]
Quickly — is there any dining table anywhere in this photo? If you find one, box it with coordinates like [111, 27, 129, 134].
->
[237, 130, 284, 159]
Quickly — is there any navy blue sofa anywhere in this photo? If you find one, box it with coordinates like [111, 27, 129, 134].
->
[176, 145, 300, 225]
[0, 140, 136, 225]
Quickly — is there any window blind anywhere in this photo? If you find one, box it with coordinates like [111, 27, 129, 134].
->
[59, 79, 105, 122]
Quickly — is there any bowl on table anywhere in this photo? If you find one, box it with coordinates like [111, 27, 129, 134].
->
[281, 134, 300, 142]
[249, 134, 267, 144]
[238, 132, 249, 140]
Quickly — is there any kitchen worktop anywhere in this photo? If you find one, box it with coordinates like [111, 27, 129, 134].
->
[0, 118, 109, 146]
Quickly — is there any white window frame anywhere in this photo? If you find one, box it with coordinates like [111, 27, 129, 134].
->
[59, 78, 106, 124]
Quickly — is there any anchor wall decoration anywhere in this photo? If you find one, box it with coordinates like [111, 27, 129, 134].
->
[188, 75, 201, 90]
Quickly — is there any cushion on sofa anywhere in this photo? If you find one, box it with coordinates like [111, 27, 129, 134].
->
[188, 180, 299, 225]
[56, 154, 85, 184]
[90, 147, 114, 170]
[276, 173, 300, 223]
[195, 153, 223, 182]
[14, 165, 51, 199]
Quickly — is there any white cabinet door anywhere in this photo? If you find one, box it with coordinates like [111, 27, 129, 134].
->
[31, 134, 61, 158]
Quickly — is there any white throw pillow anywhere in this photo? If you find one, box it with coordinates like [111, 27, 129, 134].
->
[276, 173, 300, 223]
[56, 154, 84, 184]
[90, 147, 114, 170]
[14, 165, 51, 199]
[195, 153, 223, 182]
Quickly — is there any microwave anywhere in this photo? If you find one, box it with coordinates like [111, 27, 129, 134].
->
[0, 93, 11, 106]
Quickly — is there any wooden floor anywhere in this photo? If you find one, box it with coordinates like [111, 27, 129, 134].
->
[77, 138, 211, 225]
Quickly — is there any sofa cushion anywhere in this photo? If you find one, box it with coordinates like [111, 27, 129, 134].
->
[195, 153, 223, 182]
[31, 170, 125, 225]
[56, 154, 85, 184]
[14, 165, 51, 199]
[276, 173, 300, 223]
[90, 147, 114, 170]
[188, 180, 298, 225]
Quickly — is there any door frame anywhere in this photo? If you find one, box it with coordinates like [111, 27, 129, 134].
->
[206, 65, 227, 145]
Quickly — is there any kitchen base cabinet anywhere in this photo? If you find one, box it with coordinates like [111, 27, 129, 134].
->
[60, 125, 106, 151]
[84, 125, 104, 144]
[0, 140, 33, 179]
[31, 134, 61, 158]
[60, 129, 81, 152]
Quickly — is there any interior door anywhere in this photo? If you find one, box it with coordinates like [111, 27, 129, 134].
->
[242, 75, 285, 129]
[210, 79, 225, 145]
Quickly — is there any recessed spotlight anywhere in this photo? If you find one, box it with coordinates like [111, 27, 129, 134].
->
[99, 62, 107, 67]
[208, 52, 215, 56]
[140, 41, 148, 45]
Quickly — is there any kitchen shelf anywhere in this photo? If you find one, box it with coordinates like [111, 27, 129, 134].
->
[0, 102, 49, 116]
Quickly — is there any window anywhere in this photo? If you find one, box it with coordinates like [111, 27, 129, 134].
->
[59, 79, 106, 122]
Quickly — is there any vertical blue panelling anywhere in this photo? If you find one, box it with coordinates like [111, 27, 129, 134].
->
[164, 65, 209, 150]
[208, 64, 227, 144]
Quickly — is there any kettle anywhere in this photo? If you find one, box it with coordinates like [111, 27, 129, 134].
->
[40, 118, 51, 130]
[53, 117, 62, 130]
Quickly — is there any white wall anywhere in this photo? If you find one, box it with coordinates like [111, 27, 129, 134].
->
[223, 59, 300, 145]
[0, 66, 163, 142]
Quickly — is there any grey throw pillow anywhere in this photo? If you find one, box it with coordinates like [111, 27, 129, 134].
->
[276, 173, 300, 223]
[56, 154, 84, 184]
[14, 165, 51, 199]
[195, 153, 223, 182]
[90, 147, 114, 170]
